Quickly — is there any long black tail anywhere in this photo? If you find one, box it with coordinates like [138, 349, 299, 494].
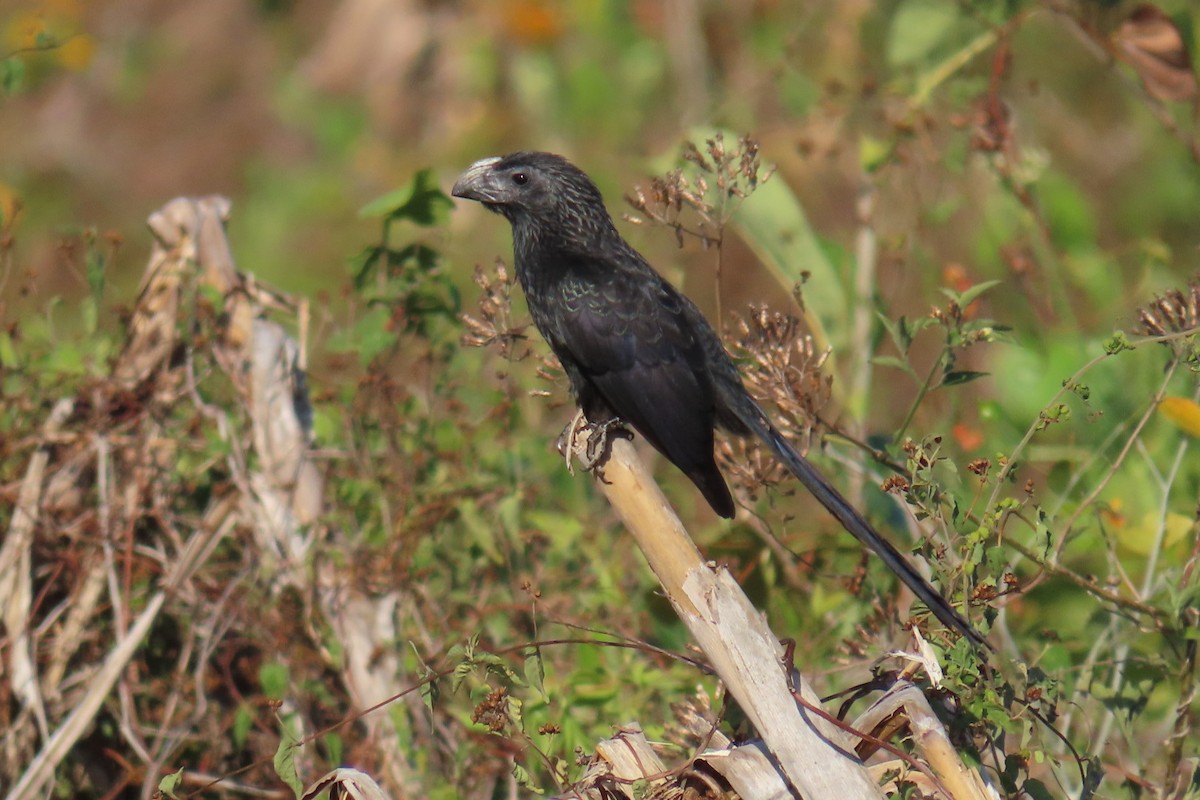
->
[744, 408, 990, 650]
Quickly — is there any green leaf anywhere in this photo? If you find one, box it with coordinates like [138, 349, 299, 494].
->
[506, 693, 524, 727]
[451, 661, 473, 694]
[524, 648, 548, 701]
[417, 651, 440, 711]
[512, 762, 543, 794]
[359, 168, 453, 227]
[259, 662, 290, 700]
[904, 314, 939, 338]
[877, 311, 911, 354]
[157, 767, 185, 799]
[359, 188, 414, 220]
[1, 57, 26, 94]
[871, 354, 919, 380]
[1022, 779, 1057, 800]
[941, 278, 1002, 309]
[273, 721, 305, 799]
[732, 162, 845, 353]
[941, 370, 989, 386]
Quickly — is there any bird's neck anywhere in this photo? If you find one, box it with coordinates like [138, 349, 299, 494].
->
[512, 216, 624, 284]
[512, 211, 619, 256]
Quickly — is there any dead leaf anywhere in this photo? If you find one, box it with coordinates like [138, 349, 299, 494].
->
[1114, 4, 1198, 102]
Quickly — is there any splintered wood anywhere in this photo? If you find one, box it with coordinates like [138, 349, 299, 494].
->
[2, 196, 326, 799]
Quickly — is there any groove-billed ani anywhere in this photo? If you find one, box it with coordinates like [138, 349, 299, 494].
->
[452, 151, 987, 648]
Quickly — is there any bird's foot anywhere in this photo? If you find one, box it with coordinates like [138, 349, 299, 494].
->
[581, 418, 632, 470]
[556, 413, 632, 475]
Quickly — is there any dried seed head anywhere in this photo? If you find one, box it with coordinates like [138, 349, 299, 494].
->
[1137, 277, 1200, 338]
[624, 134, 773, 251]
[717, 307, 832, 496]
[460, 259, 532, 360]
[967, 458, 992, 478]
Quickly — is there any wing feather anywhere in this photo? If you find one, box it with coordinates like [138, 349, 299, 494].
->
[546, 257, 718, 477]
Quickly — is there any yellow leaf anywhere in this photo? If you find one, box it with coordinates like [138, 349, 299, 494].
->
[56, 32, 93, 70]
[1159, 396, 1200, 438]
[1118, 511, 1193, 555]
[0, 182, 20, 229]
[4, 11, 45, 51]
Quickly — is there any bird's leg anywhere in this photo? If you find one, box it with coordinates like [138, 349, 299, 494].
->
[555, 412, 632, 475]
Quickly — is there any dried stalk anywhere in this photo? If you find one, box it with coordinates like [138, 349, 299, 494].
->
[576, 432, 881, 799]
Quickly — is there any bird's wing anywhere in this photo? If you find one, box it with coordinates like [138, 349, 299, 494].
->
[548, 258, 718, 474]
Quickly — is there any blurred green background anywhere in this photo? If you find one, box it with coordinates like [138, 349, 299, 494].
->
[4, 0, 1196, 303]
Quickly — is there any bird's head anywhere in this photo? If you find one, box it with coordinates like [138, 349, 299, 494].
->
[452, 152, 617, 248]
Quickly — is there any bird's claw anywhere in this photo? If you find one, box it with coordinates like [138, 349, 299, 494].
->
[582, 418, 631, 469]
[556, 413, 631, 475]
[557, 410, 589, 475]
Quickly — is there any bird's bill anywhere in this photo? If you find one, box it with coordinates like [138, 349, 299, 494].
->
[451, 156, 504, 203]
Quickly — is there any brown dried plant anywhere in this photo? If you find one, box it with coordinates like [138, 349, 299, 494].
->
[716, 307, 833, 498]
[1136, 274, 1200, 371]
[1137, 275, 1200, 338]
[625, 135, 843, 501]
[624, 133, 774, 249]
[460, 258, 529, 360]
[460, 257, 565, 399]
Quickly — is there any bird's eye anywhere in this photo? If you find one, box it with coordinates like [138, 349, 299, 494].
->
[511, 172, 529, 186]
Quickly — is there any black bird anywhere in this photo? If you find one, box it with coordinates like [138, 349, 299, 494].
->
[452, 151, 987, 648]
